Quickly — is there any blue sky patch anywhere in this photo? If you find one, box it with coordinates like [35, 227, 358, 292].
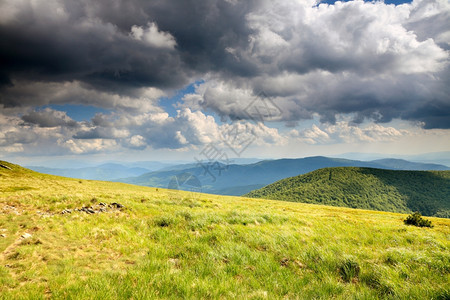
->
[159, 80, 204, 117]
[44, 104, 110, 122]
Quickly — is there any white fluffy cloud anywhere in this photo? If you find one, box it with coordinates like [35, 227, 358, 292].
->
[292, 121, 409, 144]
[0, 104, 288, 155]
[243, 0, 447, 75]
[60, 139, 118, 155]
[130, 22, 177, 49]
[291, 125, 331, 144]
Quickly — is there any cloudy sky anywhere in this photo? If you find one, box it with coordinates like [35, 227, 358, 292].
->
[0, 0, 449, 164]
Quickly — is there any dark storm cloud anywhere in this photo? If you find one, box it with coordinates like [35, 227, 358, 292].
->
[0, 11, 186, 96]
[0, 0, 258, 99]
[405, 99, 450, 129]
[0, 0, 449, 134]
[72, 127, 127, 139]
[21, 109, 79, 128]
[298, 72, 448, 125]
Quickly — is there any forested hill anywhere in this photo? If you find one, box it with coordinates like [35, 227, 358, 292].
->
[245, 167, 450, 218]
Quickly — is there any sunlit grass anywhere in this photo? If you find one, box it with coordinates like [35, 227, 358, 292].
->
[1, 161, 449, 299]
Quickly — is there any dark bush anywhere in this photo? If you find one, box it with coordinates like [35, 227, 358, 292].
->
[339, 259, 360, 282]
[404, 212, 433, 228]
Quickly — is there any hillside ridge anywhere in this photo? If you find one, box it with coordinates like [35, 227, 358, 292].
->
[245, 167, 450, 218]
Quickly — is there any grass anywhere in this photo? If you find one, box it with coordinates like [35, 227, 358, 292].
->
[1, 160, 449, 299]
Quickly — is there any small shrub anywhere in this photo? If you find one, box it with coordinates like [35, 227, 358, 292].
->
[404, 212, 433, 228]
[339, 259, 360, 282]
[154, 216, 174, 227]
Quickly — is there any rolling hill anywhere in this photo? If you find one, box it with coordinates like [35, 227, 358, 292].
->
[1, 161, 449, 299]
[118, 156, 450, 196]
[245, 167, 450, 218]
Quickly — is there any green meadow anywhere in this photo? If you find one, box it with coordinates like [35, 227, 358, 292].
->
[1, 161, 449, 299]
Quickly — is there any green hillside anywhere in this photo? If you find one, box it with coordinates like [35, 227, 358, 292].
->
[1, 161, 449, 299]
[245, 167, 450, 218]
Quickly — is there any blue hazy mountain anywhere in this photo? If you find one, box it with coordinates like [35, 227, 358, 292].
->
[27, 163, 152, 181]
[334, 151, 450, 167]
[117, 156, 450, 195]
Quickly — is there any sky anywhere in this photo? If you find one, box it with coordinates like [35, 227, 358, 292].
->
[0, 0, 449, 165]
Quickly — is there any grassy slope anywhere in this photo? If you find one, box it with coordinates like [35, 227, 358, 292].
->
[0, 161, 449, 299]
[245, 167, 450, 218]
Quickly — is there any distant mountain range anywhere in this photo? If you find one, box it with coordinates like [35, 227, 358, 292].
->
[333, 151, 450, 167]
[245, 167, 450, 218]
[116, 156, 450, 195]
[27, 163, 152, 181]
[24, 157, 266, 181]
